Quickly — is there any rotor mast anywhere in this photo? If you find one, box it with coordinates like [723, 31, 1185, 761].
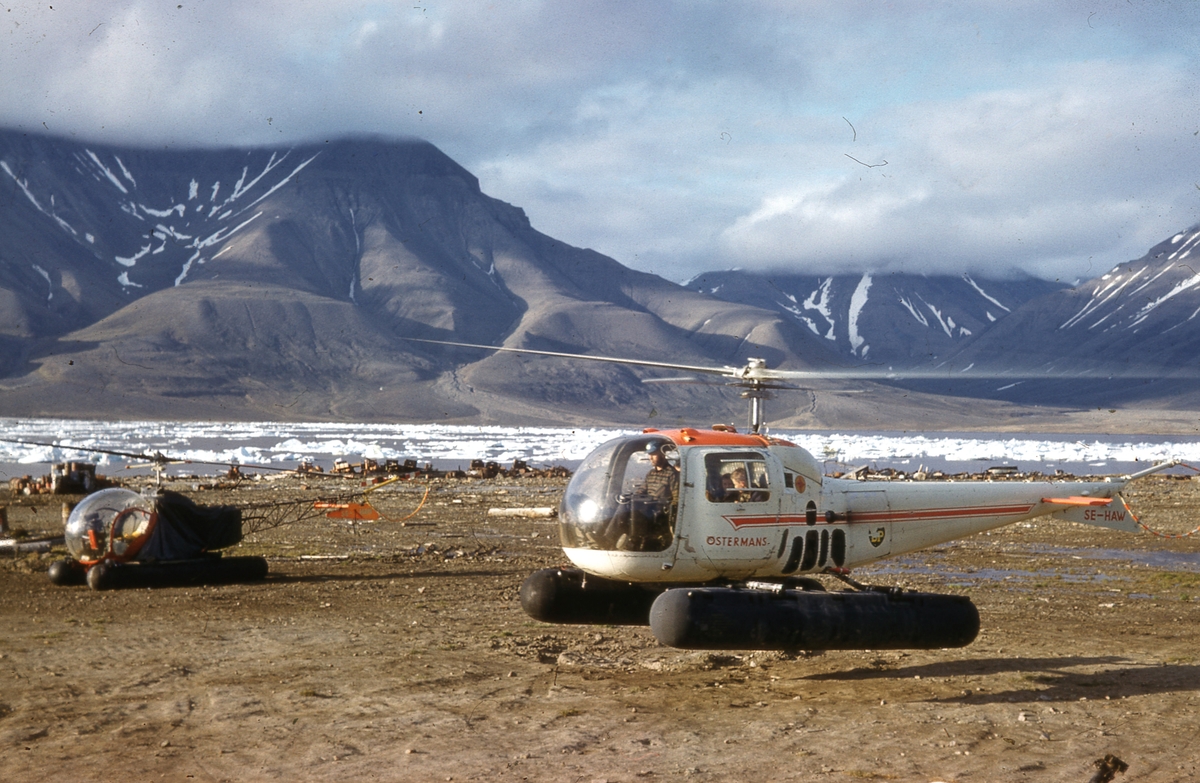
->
[741, 386, 771, 434]
[732, 358, 775, 434]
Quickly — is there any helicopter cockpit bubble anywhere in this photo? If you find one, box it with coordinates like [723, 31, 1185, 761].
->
[64, 488, 157, 565]
[559, 435, 679, 553]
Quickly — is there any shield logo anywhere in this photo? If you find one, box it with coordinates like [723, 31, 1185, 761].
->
[868, 527, 886, 547]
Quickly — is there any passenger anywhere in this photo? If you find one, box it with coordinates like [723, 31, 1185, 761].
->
[706, 471, 735, 502]
[730, 466, 768, 502]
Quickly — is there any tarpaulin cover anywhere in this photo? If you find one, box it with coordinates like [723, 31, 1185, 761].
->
[137, 491, 243, 561]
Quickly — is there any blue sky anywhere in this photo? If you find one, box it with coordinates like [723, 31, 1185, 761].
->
[3, 1, 1199, 283]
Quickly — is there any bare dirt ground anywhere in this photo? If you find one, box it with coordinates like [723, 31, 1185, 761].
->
[2, 473, 1199, 782]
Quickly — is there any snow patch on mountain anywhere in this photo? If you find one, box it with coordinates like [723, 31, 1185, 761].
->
[925, 301, 956, 338]
[686, 267, 1067, 369]
[804, 278, 837, 340]
[237, 154, 319, 214]
[32, 264, 52, 301]
[847, 273, 872, 356]
[84, 150, 129, 195]
[964, 275, 1010, 312]
[897, 294, 928, 326]
[1052, 225, 1200, 339]
[2, 161, 50, 216]
[116, 244, 152, 268]
[114, 156, 136, 187]
[6, 140, 322, 293]
[1130, 271, 1200, 327]
[1168, 228, 1200, 260]
[1129, 263, 1177, 297]
[140, 203, 186, 219]
[1061, 267, 1146, 329]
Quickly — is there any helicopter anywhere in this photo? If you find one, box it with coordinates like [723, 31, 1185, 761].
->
[0, 437, 398, 591]
[409, 337, 1188, 653]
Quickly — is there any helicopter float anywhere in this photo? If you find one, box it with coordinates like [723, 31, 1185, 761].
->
[410, 338, 1187, 653]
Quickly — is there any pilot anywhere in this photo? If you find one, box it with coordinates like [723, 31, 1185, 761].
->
[616, 442, 679, 551]
[642, 443, 679, 505]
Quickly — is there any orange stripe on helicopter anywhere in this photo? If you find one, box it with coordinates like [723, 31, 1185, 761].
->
[723, 515, 795, 528]
[643, 427, 797, 448]
[1040, 496, 1113, 507]
[847, 504, 1036, 523]
[723, 503, 1037, 529]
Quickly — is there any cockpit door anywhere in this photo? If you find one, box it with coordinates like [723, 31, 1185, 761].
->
[558, 435, 684, 570]
[687, 448, 782, 576]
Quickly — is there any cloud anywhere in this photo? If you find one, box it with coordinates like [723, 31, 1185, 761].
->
[2, 1, 1199, 283]
[712, 58, 1200, 280]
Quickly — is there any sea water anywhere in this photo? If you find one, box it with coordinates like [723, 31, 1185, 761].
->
[2, 418, 1199, 479]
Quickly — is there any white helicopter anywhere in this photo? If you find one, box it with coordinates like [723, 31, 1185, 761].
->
[411, 338, 1182, 652]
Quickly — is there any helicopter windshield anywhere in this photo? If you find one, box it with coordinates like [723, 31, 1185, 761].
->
[64, 488, 157, 564]
[559, 435, 678, 553]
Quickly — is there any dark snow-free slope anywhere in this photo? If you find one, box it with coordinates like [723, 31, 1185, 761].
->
[0, 131, 845, 424]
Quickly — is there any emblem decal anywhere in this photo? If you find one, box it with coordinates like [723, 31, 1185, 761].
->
[868, 527, 886, 547]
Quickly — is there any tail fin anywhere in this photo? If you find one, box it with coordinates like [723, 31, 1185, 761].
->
[1045, 460, 1186, 535]
[1045, 495, 1140, 533]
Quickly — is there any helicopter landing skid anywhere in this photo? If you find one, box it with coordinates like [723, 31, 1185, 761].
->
[822, 567, 907, 596]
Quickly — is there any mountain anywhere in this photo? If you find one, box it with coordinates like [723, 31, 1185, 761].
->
[0, 130, 849, 426]
[948, 226, 1200, 370]
[686, 231, 1200, 410]
[684, 271, 1066, 368]
[911, 225, 1200, 407]
[1, 128, 1197, 431]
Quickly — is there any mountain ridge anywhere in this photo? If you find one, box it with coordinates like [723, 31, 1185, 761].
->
[0, 130, 847, 426]
[684, 270, 1068, 368]
[2, 129, 1197, 430]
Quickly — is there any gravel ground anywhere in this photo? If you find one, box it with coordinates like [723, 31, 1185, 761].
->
[1, 473, 1198, 782]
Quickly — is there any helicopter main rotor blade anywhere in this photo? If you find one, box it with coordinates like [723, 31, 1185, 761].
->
[0, 437, 166, 463]
[0, 437, 297, 473]
[404, 336, 1170, 385]
[640, 376, 719, 385]
[404, 337, 740, 377]
[406, 336, 968, 385]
